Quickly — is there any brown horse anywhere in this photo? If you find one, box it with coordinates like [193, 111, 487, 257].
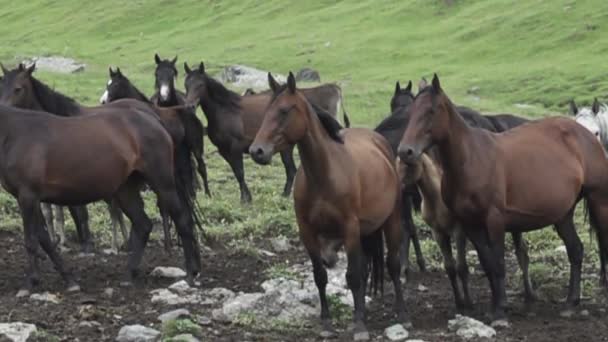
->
[249, 72, 406, 340]
[184, 61, 297, 202]
[0, 100, 202, 294]
[398, 74, 608, 323]
[397, 154, 535, 312]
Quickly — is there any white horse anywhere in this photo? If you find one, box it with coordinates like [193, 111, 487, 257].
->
[571, 98, 608, 152]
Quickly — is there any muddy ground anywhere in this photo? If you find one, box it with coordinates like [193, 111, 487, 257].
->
[0, 229, 607, 342]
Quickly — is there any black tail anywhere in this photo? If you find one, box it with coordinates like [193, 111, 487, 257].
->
[339, 89, 351, 128]
[361, 228, 384, 296]
[181, 109, 211, 197]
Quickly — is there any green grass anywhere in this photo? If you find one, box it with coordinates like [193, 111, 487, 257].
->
[0, 0, 607, 296]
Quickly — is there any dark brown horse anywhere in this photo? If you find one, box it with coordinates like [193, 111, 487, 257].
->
[0, 99, 202, 294]
[249, 72, 407, 340]
[398, 74, 608, 324]
[100, 66, 206, 252]
[184, 61, 297, 202]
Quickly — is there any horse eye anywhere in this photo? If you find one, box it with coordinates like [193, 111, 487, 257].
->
[596, 132, 600, 137]
[14, 87, 22, 93]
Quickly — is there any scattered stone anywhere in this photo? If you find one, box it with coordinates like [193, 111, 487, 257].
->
[151, 266, 186, 278]
[325, 41, 331, 47]
[168, 333, 200, 342]
[554, 245, 568, 254]
[467, 86, 480, 95]
[417, 284, 429, 292]
[406, 340, 428, 342]
[116, 325, 160, 342]
[258, 249, 276, 257]
[218, 65, 285, 89]
[150, 289, 199, 306]
[319, 330, 336, 338]
[353, 331, 370, 341]
[384, 323, 409, 341]
[158, 308, 191, 323]
[29, 292, 60, 304]
[212, 292, 264, 323]
[22, 56, 86, 74]
[515, 103, 535, 109]
[15, 290, 29, 298]
[580, 309, 590, 317]
[466, 250, 477, 258]
[102, 248, 118, 255]
[78, 321, 101, 329]
[270, 235, 291, 252]
[491, 319, 510, 329]
[448, 314, 496, 339]
[560, 309, 575, 318]
[196, 316, 212, 326]
[103, 288, 115, 299]
[168, 280, 195, 295]
[295, 68, 321, 82]
[203, 287, 236, 303]
[0, 322, 37, 342]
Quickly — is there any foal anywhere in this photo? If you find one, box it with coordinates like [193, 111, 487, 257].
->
[250, 72, 406, 340]
[399, 74, 608, 323]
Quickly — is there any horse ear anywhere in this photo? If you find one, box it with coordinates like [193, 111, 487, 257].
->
[592, 98, 601, 115]
[109, 67, 115, 76]
[155, 53, 161, 65]
[268, 72, 280, 93]
[418, 77, 428, 90]
[431, 74, 441, 92]
[26, 63, 36, 75]
[1, 63, 8, 75]
[199, 62, 205, 73]
[18, 63, 25, 71]
[184, 62, 192, 74]
[405, 80, 412, 93]
[394, 81, 401, 95]
[287, 71, 296, 94]
[569, 99, 578, 115]
[116, 67, 122, 76]
[171, 55, 178, 65]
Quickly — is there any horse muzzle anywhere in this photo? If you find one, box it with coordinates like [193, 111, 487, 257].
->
[249, 143, 273, 165]
[397, 143, 422, 164]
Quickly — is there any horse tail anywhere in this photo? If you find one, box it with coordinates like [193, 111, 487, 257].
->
[585, 196, 608, 283]
[361, 228, 384, 297]
[182, 109, 211, 197]
[337, 85, 351, 128]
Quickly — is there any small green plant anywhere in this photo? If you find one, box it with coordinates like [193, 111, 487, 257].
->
[265, 263, 302, 281]
[327, 294, 351, 324]
[161, 319, 203, 340]
[29, 330, 61, 342]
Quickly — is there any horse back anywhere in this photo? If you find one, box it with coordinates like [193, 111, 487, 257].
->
[300, 83, 341, 118]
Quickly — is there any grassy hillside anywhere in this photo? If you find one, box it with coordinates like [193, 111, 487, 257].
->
[0, 0, 606, 300]
[1, 0, 607, 124]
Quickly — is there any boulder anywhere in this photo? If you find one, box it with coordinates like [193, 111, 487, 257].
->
[115, 324, 160, 342]
[0, 322, 37, 342]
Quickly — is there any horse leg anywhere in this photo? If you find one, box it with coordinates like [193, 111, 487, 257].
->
[54, 205, 66, 249]
[383, 204, 409, 326]
[279, 145, 297, 197]
[68, 205, 94, 254]
[436, 231, 464, 312]
[511, 232, 537, 304]
[409, 214, 426, 272]
[554, 211, 583, 310]
[194, 153, 211, 197]
[586, 195, 608, 291]
[220, 149, 251, 203]
[114, 183, 154, 284]
[41, 203, 55, 244]
[107, 199, 127, 252]
[455, 228, 473, 309]
[159, 203, 173, 254]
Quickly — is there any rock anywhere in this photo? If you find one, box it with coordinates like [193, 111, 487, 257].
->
[490, 319, 510, 329]
[295, 68, 321, 82]
[196, 316, 212, 326]
[212, 292, 264, 322]
[466, 250, 477, 258]
[560, 309, 575, 318]
[103, 248, 118, 255]
[168, 334, 200, 342]
[78, 321, 101, 328]
[448, 314, 496, 339]
[15, 290, 29, 298]
[116, 324, 160, 342]
[270, 235, 291, 252]
[406, 340, 428, 342]
[150, 289, 199, 306]
[168, 280, 195, 295]
[353, 331, 370, 341]
[218, 65, 285, 89]
[0, 322, 37, 342]
[150, 266, 186, 278]
[203, 287, 236, 303]
[22, 56, 86, 74]
[554, 245, 568, 254]
[467, 86, 480, 95]
[29, 292, 60, 304]
[417, 284, 428, 292]
[384, 323, 409, 341]
[581, 309, 590, 316]
[103, 288, 115, 299]
[258, 249, 276, 257]
[515, 103, 535, 109]
[158, 308, 191, 323]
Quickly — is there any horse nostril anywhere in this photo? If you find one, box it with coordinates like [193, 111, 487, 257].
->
[255, 148, 264, 156]
[406, 149, 413, 156]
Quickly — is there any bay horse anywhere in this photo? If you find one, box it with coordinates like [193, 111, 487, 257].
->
[0, 63, 93, 253]
[397, 153, 535, 311]
[100, 66, 207, 252]
[249, 72, 407, 340]
[0, 101, 202, 294]
[183, 61, 297, 202]
[149, 54, 211, 194]
[398, 74, 608, 324]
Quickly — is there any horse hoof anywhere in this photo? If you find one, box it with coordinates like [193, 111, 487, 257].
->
[353, 331, 370, 341]
[490, 319, 510, 329]
[67, 284, 81, 293]
[16, 289, 30, 298]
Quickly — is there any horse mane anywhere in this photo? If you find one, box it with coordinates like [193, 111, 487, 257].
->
[124, 76, 151, 103]
[310, 102, 344, 144]
[203, 73, 241, 110]
[31, 76, 80, 115]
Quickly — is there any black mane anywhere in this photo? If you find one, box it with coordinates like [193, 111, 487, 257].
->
[310, 102, 344, 143]
[201, 73, 241, 110]
[122, 76, 150, 103]
[31, 76, 80, 116]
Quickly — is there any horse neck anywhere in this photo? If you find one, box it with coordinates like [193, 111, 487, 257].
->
[296, 102, 339, 189]
[31, 78, 82, 116]
[435, 98, 476, 182]
[128, 84, 151, 103]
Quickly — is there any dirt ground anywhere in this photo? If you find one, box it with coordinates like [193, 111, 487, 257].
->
[0, 229, 607, 342]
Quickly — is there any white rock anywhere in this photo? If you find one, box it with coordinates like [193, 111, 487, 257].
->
[417, 284, 428, 292]
[29, 292, 60, 304]
[116, 324, 160, 342]
[217, 65, 286, 90]
[270, 235, 291, 252]
[169, 333, 200, 342]
[151, 266, 186, 278]
[406, 340, 428, 342]
[103, 288, 115, 298]
[0, 322, 37, 342]
[150, 289, 198, 306]
[554, 245, 568, 254]
[384, 323, 409, 341]
[78, 321, 101, 328]
[448, 315, 496, 339]
[212, 292, 264, 322]
[23, 56, 85, 74]
[168, 280, 195, 295]
[581, 309, 590, 316]
[158, 308, 191, 323]
[203, 287, 236, 303]
[467, 250, 477, 258]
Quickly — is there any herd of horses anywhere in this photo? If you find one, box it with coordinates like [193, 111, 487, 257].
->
[1, 54, 608, 340]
